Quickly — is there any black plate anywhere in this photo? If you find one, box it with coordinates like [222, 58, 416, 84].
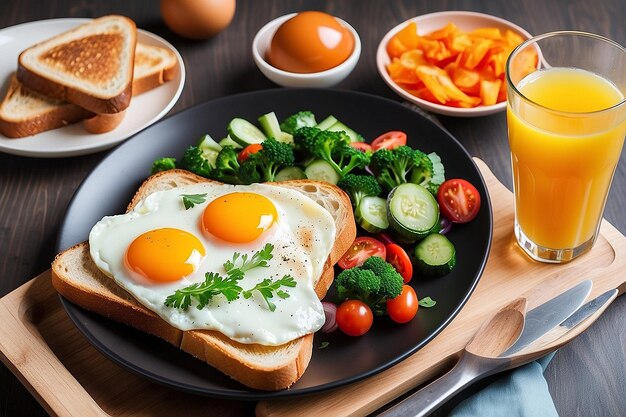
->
[56, 89, 492, 400]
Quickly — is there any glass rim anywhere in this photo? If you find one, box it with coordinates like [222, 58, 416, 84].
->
[506, 30, 626, 115]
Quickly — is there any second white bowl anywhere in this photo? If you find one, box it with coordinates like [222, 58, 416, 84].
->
[252, 13, 361, 88]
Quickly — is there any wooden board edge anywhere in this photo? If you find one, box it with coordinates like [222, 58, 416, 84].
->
[0, 270, 107, 417]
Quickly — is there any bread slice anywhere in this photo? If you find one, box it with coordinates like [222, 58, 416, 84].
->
[131, 42, 178, 95]
[1, 43, 179, 138]
[81, 43, 178, 133]
[17, 15, 137, 114]
[0, 75, 93, 138]
[51, 170, 356, 390]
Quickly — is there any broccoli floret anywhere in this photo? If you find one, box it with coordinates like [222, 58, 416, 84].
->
[409, 149, 434, 186]
[337, 173, 382, 208]
[293, 127, 367, 177]
[335, 267, 380, 304]
[333, 143, 371, 176]
[280, 111, 317, 135]
[151, 157, 176, 175]
[361, 256, 404, 301]
[293, 126, 322, 144]
[335, 257, 404, 316]
[369, 146, 418, 191]
[370, 146, 445, 194]
[239, 137, 296, 183]
[210, 146, 243, 184]
[181, 146, 212, 177]
[408, 150, 447, 195]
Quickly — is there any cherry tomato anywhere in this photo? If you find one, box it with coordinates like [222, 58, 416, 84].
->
[338, 237, 386, 269]
[349, 141, 372, 152]
[371, 131, 407, 151]
[386, 285, 418, 323]
[437, 179, 481, 223]
[237, 143, 263, 163]
[336, 300, 374, 336]
[385, 243, 413, 283]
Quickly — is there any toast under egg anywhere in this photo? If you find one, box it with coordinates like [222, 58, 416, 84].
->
[51, 169, 356, 390]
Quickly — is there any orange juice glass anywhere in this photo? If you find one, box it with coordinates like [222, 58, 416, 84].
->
[506, 32, 626, 263]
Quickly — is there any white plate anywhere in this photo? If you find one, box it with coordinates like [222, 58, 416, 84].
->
[0, 18, 185, 157]
[376, 11, 532, 117]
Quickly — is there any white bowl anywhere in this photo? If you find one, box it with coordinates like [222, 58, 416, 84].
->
[252, 13, 361, 88]
[376, 11, 533, 117]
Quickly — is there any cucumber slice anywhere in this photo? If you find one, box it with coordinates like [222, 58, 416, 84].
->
[204, 150, 219, 168]
[428, 152, 445, 186]
[414, 233, 456, 277]
[304, 160, 341, 184]
[227, 118, 267, 146]
[327, 121, 364, 143]
[358, 196, 389, 233]
[317, 115, 363, 142]
[197, 134, 221, 168]
[198, 134, 222, 152]
[387, 183, 440, 243]
[316, 115, 338, 130]
[218, 135, 242, 149]
[275, 166, 307, 181]
[258, 112, 294, 144]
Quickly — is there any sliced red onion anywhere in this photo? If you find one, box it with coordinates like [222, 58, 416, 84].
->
[321, 301, 338, 333]
[376, 232, 396, 245]
[439, 217, 452, 235]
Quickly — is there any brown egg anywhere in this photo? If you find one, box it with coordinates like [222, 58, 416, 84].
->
[266, 11, 355, 73]
[160, 0, 236, 39]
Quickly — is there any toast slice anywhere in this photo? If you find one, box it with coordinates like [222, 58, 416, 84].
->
[17, 15, 137, 114]
[131, 42, 179, 95]
[0, 75, 93, 138]
[1, 43, 179, 138]
[51, 170, 356, 390]
[82, 43, 179, 133]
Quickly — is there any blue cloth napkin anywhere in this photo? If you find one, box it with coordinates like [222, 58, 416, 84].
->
[447, 353, 558, 417]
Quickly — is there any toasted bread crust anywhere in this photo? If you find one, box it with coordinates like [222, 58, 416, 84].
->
[51, 170, 356, 390]
[131, 56, 178, 95]
[82, 109, 127, 134]
[3, 41, 178, 138]
[0, 101, 91, 138]
[0, 75, 94, 138]
[17, 62, 133, 114]
[51, 245, 184, 347]
[17, 15, 137, 114]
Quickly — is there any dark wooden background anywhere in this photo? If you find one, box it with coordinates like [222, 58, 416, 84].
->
[1, 0, 625, 416]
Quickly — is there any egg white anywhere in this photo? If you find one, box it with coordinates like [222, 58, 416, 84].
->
[89, 182, 336, 346]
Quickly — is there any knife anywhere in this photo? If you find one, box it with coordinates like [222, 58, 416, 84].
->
[378, 279, 593, 417]
[513, 288, 618, 355]
[500, 279, 593, 356]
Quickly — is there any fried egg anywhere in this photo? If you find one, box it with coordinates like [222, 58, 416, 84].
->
[89, 182, 336, 346]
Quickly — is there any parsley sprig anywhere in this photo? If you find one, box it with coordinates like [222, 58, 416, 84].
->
[164, 244, 296, 312]
[224, 243, 274, 273]
[242, 275, 297, 312]
[164, 272, 243, 310]
[181, 193, 208, 209]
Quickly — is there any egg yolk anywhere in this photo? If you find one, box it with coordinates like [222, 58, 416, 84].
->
[202, 192, 278, 243]
[266, 11, 354, 73]
[125, 228, 205, 283]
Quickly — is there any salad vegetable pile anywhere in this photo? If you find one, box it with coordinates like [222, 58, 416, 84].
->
[151, 109, 482, 337]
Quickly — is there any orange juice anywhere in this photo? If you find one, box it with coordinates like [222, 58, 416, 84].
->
[508, 67, 626, 249]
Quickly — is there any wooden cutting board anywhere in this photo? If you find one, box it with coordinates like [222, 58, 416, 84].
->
[1, 159, 625, 417]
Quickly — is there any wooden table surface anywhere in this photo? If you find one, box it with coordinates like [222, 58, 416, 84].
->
[1, 0, 625, 416]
